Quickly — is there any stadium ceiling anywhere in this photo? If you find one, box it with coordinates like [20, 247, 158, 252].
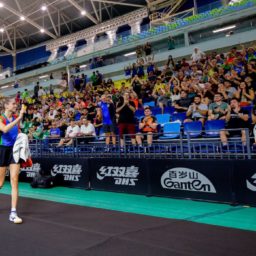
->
[0, 0, 212, 54]
[0, 0, 148, 53]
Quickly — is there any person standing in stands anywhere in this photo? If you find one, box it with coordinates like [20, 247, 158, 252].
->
[116, 92, 136, 149]
[34, 82, 40, 99]
[168, 36, 175, 50]
[0, 98, 26, 224]
[68, 75, 75, 92]
[98, 95, 117, 149]
[144, 42, 152, 56]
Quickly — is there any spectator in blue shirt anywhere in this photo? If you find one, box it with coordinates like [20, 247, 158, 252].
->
[98, 95, 117, 147]
[49, 122, 61, 139]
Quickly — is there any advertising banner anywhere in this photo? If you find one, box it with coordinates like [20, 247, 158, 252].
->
[5, 158, 42, 182]
[40, 158, 90, 189]
[89, 158, 149, 195]
[148, 159, 234, 203]
[233, 160, 256, 206]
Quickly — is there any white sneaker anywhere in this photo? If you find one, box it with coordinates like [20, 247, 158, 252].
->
[9, 212, 23, 224]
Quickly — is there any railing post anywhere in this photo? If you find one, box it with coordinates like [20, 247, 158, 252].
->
[124, 134, 127, 159]
[187, 133, 192, 159]
[245, 128, 251, 159]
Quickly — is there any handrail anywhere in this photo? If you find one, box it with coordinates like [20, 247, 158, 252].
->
[28, 128, 252, 159]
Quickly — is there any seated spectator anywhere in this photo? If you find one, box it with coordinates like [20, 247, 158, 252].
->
[220, 98, 249, 146]
[208, 93, 229, 120]
[57, 120, 80, 147]
[78, 118, 96, 143]
[173, 90, 192, 113]
[184, 95, 208, 124]
[136, 106, 158, 147]
[153, 87, 169, 114]
[49, 122, 61, 139]
[48, 107, 58, 120]
[31, 125, 43, 140]
[234, 81, 254, 106]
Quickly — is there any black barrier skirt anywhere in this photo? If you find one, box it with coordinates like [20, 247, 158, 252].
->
[233, 160, 256, 206]
[38, 158, 90, 189]
[89, 158, 149, 195]
[148, 159, 234, 203]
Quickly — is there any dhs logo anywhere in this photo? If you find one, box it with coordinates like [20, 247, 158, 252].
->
[6, 164, 41, 178]
[21, 163, 41, 178]
[161, 167, 216, 193]
[246, 173, 256, 192]
[51, 164, 83, 182]
[97, 166, 139, 186]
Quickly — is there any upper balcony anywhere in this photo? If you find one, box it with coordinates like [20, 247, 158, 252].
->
[0, 0, 256, 88]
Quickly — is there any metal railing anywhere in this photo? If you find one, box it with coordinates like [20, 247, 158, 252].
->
[29, 129, 253, 160]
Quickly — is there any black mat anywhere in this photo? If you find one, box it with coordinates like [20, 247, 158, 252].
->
[0, 194, 255, 256]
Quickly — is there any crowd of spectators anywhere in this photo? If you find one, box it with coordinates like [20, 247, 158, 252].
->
[4, 42, 256, 150]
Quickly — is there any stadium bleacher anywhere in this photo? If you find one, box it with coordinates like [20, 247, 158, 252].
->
[0, 0, 255, 160]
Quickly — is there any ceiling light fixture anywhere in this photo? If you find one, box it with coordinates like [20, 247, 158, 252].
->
[0, 28, 4, 33]
[39, 75, 49, 79]
[41, 5, 47, 11]
[40, 28, 45, 33]
[0, 3, 4, 8]
[81, 10, 86, 16]
[124, 52, 136, 57]
[20, 16, 26, 21]
[213, 25, 236, 33]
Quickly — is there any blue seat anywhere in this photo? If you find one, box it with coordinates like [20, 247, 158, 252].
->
[184, 121, 202, 138]
[164, 106, 175, 114]
[156, 114, 171, 126]
[204, 120, 225, 137]
[135, 109, 144, 119]
[143, 101, 155, 108]
[159, 122, 181, 139]
[171, 112, 186, 123]
[152, 107, 162, 116]
[241, 105, 253, 121]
